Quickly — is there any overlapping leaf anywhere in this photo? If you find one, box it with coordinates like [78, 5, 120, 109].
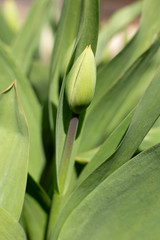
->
[0, 41, 45, 180]
[26, 174, 51, 213]
[49, 0, 82, 109]
[0, 207, 26, 240]
[77, 109, 134, 185]
[79, 37, 160, 152]
[0, 82, 29, 220]
[49, 1, 83, 188]
[140, 117, 160, 150]
[11, 0, 52, 74]
[22, 195, 47, 240]
[95, 0, 160, 104]
[49, 67, 160, 240]
[57, 144, 160, 240]
[96, 1, 142, 65]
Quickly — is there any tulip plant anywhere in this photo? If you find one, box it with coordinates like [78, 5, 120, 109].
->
[1, 0, 160, 239]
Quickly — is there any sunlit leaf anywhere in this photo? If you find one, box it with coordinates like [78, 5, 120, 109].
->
[96, 1, 142, 65]
[0, 8, 14, 44]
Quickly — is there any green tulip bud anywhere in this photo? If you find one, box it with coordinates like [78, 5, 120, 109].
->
[65, 45, 96, 114]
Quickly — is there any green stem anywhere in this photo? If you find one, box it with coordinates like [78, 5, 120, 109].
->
[46, 191, 61, 239]
[59, 113, 79, 194]
[47, 114, 79, 238]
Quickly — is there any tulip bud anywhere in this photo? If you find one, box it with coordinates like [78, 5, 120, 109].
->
[65, 45, 96, 114]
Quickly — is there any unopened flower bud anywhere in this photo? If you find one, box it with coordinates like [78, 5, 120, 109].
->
[65, 45, 96, 114]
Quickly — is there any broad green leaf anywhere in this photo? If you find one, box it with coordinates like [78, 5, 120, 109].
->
[0, 8, 14, 45]
[0, 41, 45, 180]
[26, 174, 51, 213]
[0, 82, 29, 221]
[49, 67, 160, 240]
[57, 144, 160, 240]
[11, 0, 51, 73]
[23, 195, 47, 240]
[96, 1, 142, 65]
[0, 207, 26, 240]
[78, 109, 134, 185]
[95, 0, 160, 105]
[77, 66, 160, 194]
[79, 37, 160, 152]
[75, 109, 134, 166]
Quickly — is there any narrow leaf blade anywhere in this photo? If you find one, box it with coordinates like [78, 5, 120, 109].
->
[11, 0, 51, 73]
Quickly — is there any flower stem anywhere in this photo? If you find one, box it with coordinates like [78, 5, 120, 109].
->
[47, 114, 79, 238]
[59, 113, 79, 194]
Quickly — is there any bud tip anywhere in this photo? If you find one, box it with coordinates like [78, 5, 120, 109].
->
[86, 44, 91, 49]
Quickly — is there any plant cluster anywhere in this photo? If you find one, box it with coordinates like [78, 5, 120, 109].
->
[1, 0, 160, 239]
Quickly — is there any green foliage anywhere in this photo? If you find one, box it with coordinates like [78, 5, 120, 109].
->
[1, 0, 160, 239]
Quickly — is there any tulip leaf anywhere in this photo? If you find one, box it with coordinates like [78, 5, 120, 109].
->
[0, 40, 45, 180]
[0, 82, 29, 220]
[28, 61, 49, 104]
[78, 109, 134, 184]
[22, 195, 47, 240]
[0, 9, 14, 45]
[57, 144, 160, 240]
[26, 174, 51, 214]
[11, 0, 52, 74]
[96, 1, 142, 65]
[140, 117, 160, 150]
[79, 36, 160, 152]
[75, 146, 100, 164]
[74, 0, 99, 58]
[49, 66, 160, 240]
[94, 0, 160, 104]
[0, 207, 26, 240]
[75, 109, 134, 166]
[49, 0, 82, 110]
